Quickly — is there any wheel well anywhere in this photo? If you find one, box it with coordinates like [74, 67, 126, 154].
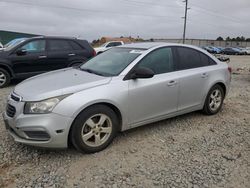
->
[216, 82, 226, 95]
[67, 102, 123, 147]
[0, 64, 12, 77]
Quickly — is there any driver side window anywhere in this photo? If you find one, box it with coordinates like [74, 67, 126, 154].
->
[20, 40, 45, 53]
[137, 47, 174, 75]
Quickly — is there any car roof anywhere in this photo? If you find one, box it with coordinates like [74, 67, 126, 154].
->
[30, 36, 78, 40]
[119, 42, 166, 49]
[119, 42, 202, 50]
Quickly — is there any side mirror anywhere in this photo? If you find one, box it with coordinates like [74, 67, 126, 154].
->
[130, 67, 154, 79]
[16, 49, 27, 56]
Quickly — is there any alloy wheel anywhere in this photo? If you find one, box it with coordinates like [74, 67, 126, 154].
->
[81, 114, 112, 147]
[0, 71, 7, 86]
[209, 89, 222, 111]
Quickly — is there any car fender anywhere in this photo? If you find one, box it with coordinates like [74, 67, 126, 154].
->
[53, 82, 129, 129]
[201, 78, 228, 107]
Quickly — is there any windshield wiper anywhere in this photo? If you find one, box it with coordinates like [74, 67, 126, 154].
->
[80, 68, 105, 76]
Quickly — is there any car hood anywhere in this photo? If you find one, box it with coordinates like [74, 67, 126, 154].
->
[14, 68, 112, 101]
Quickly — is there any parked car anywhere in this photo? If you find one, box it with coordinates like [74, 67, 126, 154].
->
[202, 46, 214, 53]
[94, 41, 124, 54]
[221, 47, 245, 55]
[3, 43, 231, 153]
[0, 36, 96, 87]
[237, 47, 248, 55]
[216, 47, 224, 51]
[246, 47, 250, 55]
[208, 46, 221, 54]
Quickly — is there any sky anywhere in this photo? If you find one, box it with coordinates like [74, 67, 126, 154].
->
[0, 0, 250, 42]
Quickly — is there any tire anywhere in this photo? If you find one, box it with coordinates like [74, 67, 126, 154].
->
[202, 84, 225, 115]
[0, 68, 11, 88]
[70, 105, 119, 153]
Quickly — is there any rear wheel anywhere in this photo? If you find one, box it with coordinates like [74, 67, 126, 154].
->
[202, 85, 225, 115]
[70, 105, 118, 153]
[0, 68, 10, 88]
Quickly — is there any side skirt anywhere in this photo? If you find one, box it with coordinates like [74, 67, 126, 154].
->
[121, 105, 203, 131]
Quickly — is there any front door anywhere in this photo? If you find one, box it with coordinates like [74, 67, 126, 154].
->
[10, 39, 47, 77]
[127, 47, 179, 125]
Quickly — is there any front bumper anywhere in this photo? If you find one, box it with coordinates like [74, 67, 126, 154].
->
[3, 111, 74, 149]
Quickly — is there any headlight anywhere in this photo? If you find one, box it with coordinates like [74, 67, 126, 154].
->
[24, 95, 69, 114]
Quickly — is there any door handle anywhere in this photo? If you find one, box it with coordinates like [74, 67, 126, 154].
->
[167, 80, 177, 86]
[201, 73, 208, 78]
[68, 53, 75, 56]
[38, 55, 47, 59]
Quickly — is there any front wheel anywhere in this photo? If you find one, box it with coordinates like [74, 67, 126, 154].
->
[202, 85, 225, 115]
[70, 105, 119, 153]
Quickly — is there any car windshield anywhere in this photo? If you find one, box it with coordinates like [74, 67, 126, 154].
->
[101, 42, 109, 47]
[80, 48, 144, 76]
[4, 38, 27, 51]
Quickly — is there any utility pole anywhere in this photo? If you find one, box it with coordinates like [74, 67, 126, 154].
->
[182, 0, 189, 44]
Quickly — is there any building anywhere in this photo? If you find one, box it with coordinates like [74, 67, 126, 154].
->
[0, 30, 39, 45]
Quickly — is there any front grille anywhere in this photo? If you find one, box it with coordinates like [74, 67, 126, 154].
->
[6, 104, 16, 118]
[11, 93, 21, 102]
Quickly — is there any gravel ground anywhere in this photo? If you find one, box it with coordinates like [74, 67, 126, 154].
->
[0, 56, 249, 188]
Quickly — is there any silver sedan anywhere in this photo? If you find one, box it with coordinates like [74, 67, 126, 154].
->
[3, 43, 231, 153]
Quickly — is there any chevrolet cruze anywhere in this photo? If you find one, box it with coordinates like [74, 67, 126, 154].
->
[3, 43, 231, 153]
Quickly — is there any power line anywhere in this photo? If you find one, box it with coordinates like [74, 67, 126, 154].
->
[120, 0, 183, 9]
[189, 2, 246, 23]
[0, 0, 180, 20]
[121, 0, 247, 24]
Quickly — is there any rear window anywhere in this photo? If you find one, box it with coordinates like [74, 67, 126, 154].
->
[48, 40, 73, 51]
[177, 47, 201, 70]
[199, 53, 210, 67]
[177, 47, 216, 70]
[69, 41, 83, 50]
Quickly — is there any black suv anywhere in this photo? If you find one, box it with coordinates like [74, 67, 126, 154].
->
[0, 36, 96, 88]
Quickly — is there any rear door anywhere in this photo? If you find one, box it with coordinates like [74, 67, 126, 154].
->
[68, 40, 91, 64]
[175, 47, 215, 110]
[46, 39, 74, 70]
[9, 39, 47, 77]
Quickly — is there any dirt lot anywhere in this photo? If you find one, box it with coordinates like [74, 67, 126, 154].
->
[0, 56, 249, 188]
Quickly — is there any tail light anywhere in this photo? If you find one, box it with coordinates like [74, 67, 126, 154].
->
[228, 67, 232, 73]
[92, 50, 96, 56]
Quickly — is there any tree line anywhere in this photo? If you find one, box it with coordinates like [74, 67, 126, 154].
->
[216, 36, 250, 42]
